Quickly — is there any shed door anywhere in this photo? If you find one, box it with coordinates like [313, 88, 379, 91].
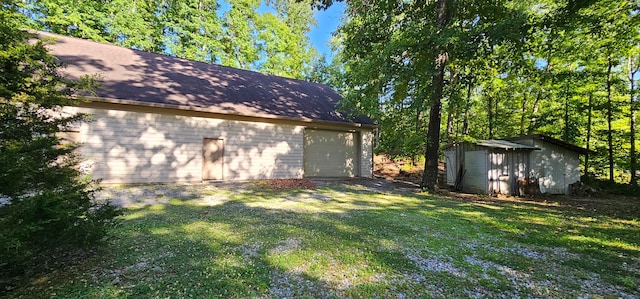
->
[490, 152, 509, 194]
[445, 150, 456, 186]
[464, 150, 488, 194]
[203, 138, 224, 180]
[304, 129, 359, 177]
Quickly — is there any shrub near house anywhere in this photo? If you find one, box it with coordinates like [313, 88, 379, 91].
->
[0, 6, 119, 291]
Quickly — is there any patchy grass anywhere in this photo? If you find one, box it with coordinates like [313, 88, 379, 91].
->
[7, 180, 639, 298]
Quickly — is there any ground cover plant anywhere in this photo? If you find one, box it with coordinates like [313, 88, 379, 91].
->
[7, 180, 639, 298]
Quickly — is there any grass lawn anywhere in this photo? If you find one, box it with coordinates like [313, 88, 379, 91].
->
[8, 180, 639, 298]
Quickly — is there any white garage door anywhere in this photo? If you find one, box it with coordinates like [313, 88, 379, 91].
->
[304, 129, 359, 177]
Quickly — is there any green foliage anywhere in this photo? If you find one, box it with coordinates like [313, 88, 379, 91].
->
[305, 54, 345, 90]
[581, 174, 640, 196]
[161, 0, 224, 62]
[20, 0, 318, 79]
[334, 0, 532, 176]
[0, 184, 120, 287]
[220, 0, 262, 69]
[334, 0, 640, 186]
[258, 0, 317, 78]
[0, 3, 120, 291]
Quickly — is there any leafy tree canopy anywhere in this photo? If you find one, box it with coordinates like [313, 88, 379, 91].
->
[20, 0, 319, 79]
[325, 0, 639, 187]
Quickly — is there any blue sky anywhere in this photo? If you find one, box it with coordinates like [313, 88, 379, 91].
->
[308, 2, 346, 60]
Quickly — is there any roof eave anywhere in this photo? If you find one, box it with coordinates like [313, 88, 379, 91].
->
[80, 96, 378, 129]
[441, 140, 540, 151]
[481, 146, 540, 151]
[508, 134, 595, 155]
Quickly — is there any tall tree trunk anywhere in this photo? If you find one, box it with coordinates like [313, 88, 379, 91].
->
[630, 87, 637, 184]
[606, 54, 614, 182]
[487, 92, 494, 138]
[422, 58, 448, 190]
[629, 55, 639, 184]
[416, 102, 423, 133]
[494, 95, 499, 137]
[445, 62, 459, 141]
[446, 111, 454, 141]
[530, 37, 554, 135]
[421, 0, 454, 191]
[528, 90, 542, 135]
[585, 92, 593, 175]
[520, 92, 528, 135]
[563, 74, 572, 141]
[463, 76, 472, 135]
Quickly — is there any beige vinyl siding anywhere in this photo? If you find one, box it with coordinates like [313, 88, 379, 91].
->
[360, 130, 374, 177]
[64, 106, 304, 183]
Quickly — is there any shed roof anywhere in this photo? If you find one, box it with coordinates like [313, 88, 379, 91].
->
[36, 31, 374, 127]
[474, 139, 540, 150]
[442, 139, 540, 151]
[506, 135, 595, 155]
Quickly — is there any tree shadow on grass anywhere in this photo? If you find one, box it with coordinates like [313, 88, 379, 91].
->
[13, 181, 639, 297]
[309, 182, 640, 283]
[84, 199, 431, 298]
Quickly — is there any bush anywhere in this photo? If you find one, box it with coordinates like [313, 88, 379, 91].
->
[0, 5, 120, 292]
[0, 185, 120, 289]
[581, 174, 640, 196]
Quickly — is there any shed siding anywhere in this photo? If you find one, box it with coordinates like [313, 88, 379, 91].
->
[529, 140, 580, 194]
[447, 137, 584, 195]
[445, 143, 484, 190]
[360, 130, 374, 177]
[66, 106, 305, 183]
[445, 142, 532, 195]
[488, 152, 509, 194]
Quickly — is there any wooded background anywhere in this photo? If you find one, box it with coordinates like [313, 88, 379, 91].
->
[18, 0, 640, 188]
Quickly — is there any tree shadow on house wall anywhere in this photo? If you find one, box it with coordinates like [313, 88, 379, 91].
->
[76, 104, 306, 183]
[52, 42, 370, 184]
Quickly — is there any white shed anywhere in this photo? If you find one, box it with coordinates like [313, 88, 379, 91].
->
[41, 32, 375, 183]
[507, 135, 593, 195]
[445, 135, 593, 195]
[444, 140, 538, 195]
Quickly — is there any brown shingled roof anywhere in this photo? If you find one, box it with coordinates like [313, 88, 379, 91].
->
[37, 31, 375, 127]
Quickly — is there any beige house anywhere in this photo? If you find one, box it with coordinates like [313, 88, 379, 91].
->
[41, 32, 375, 183]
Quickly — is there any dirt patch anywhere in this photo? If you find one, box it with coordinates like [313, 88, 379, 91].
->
[374, 155, 445, 185]
[374, 155, 423, 184]
[374, 155, 402, 178]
